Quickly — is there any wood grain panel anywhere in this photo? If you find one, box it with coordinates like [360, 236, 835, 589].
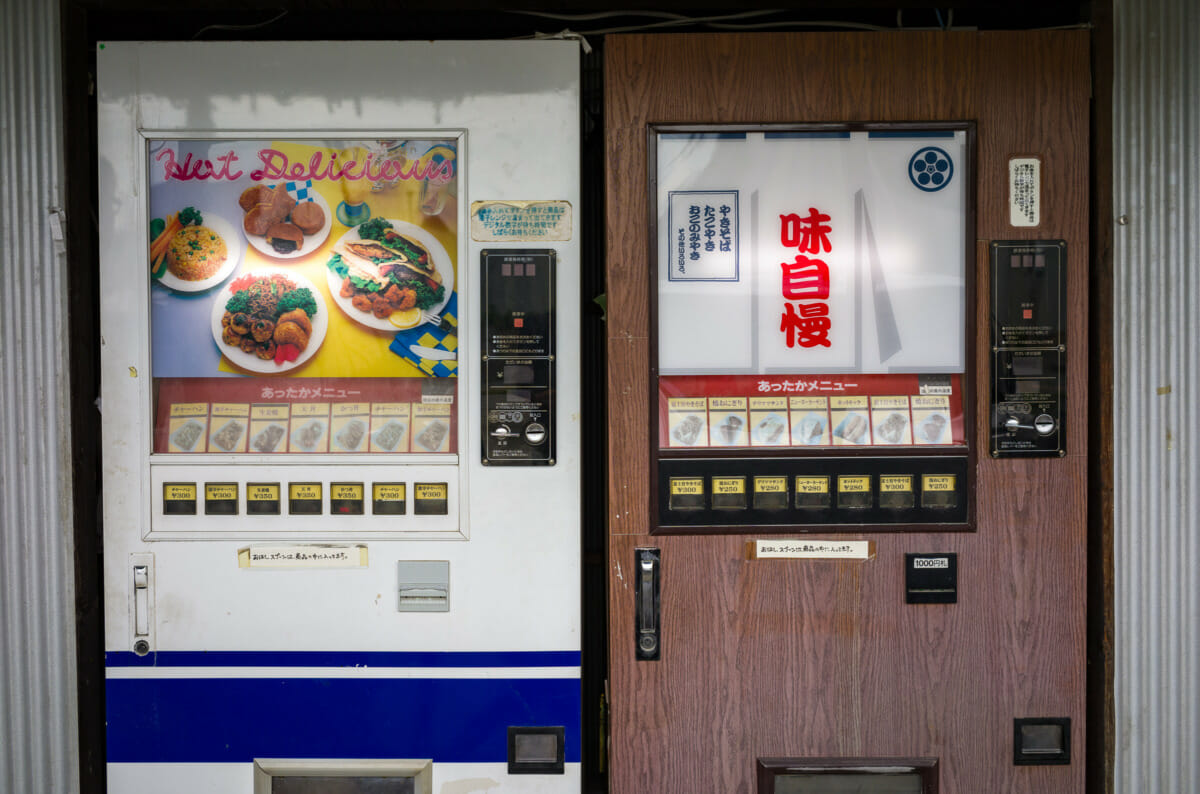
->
[606, 31, 1090, 794]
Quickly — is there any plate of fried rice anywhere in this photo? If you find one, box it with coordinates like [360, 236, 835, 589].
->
[156, 211, 242, 293]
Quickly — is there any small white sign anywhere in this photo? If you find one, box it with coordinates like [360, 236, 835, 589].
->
[667, 190, 739, 281]
[1009, 157, 1041, 227]
[912, 557, 950, 569]
[239, 544, 367, 569]
[754, 539, 871, 559]
[471, 200, 572, 241]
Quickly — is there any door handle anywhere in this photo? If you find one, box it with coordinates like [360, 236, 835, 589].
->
[133, 565, 149, 636]
[130, 553, 153, 656]
[635, 548, 660, 660]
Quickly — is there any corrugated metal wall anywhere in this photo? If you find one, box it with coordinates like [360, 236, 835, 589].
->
[1114, 0, 1200, 791]
[0, 0, 80, 793]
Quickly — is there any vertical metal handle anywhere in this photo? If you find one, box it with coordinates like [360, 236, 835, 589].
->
[130, 554, 153, 656]
[635, 548, 660, 660]
[133, 565, 150, 636]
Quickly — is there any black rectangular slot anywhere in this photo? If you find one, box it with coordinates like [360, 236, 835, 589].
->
[1013, 717, 1071, 765]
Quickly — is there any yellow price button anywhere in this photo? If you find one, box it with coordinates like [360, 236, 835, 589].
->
[670, 478, 705, 496]
[922, 475, 956, 492]
[879, 475, 913, 493]
[163, 483, 197, 501]
[289, 483, 322, 501]
[838, 475, 872, 493]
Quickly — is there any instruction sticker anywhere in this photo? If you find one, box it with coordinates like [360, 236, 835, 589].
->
[750, 540, 872, 560]
[238, 545, 368, 569]
[471, 200, 572, 242]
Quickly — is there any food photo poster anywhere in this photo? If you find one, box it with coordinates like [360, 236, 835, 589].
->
[148, 138, 459, 380]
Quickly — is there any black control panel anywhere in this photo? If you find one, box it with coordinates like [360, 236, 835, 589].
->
[481, 249, 556, 465]
[990, 241, 1066, 457]
[657, 455, 969, 532]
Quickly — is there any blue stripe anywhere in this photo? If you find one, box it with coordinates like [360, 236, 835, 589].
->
[107, 677, 580, 763]
[106, 649, 581, 668]
[764, 131, 851, 139]
[659, 132, 746, 140]
[868, 131, 957, 138]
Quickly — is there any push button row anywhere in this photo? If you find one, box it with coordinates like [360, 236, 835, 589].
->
[162, 481, 450, 517]
[668, 474, 958, 512]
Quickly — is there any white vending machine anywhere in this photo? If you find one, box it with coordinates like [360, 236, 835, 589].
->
[98, 41, 581, 793]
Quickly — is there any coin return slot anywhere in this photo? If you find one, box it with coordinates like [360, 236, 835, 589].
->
[204, 482, 239, 516]
[330, 483, 364, 516]
[413, 483, 449, 516]
[668, 477, 706, 511]
[162, 482, 197, 516]
[397, 560, 449, 613]
[288, 483, 323, 516]
[269, 776, 416, 794]
[372, 483, 407, 515]
[253, 759, 432, 794]
[246, 483, 281, 516]
[711, 477, 746, 510]
[757, 758, 937, 794]
[837, 476, 872, 510]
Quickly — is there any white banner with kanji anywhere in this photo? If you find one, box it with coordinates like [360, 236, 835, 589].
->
[656, 130, 967, 375]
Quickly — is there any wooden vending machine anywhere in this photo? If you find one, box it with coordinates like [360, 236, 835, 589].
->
[98, 41, 583, 793]
[605, 32, 1089, 793]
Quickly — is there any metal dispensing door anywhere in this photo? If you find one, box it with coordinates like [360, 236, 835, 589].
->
[98, 41, 582, 793]
[605, 32, 1089, 794]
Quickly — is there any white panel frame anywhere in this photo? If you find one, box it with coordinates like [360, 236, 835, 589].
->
[97, 39, 582, 656]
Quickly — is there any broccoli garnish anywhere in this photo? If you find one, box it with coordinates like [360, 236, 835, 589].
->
[225, 289, 251, 314]
[357, 217, 394, 241]
[178, 206, 203, 227]
[276, 287, 318, 317]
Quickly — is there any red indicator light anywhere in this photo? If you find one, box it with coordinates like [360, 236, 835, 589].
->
[514, 318, 524, 328]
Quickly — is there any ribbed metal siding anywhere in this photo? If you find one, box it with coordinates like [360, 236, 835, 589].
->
[1114, 0, 1200, 791]
[0, 1, 80, 793]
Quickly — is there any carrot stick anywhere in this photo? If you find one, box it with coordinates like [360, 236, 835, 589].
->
[149, 214, 181, 264]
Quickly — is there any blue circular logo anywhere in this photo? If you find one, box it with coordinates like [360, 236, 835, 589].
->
[908, 146, 953, 192]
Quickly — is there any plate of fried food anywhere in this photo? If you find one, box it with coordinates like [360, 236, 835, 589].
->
[210, 269, 327, 374]
[324, 217, 452, 331]
[150, 207, 243, 292]
[238, 183, 332, 260]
